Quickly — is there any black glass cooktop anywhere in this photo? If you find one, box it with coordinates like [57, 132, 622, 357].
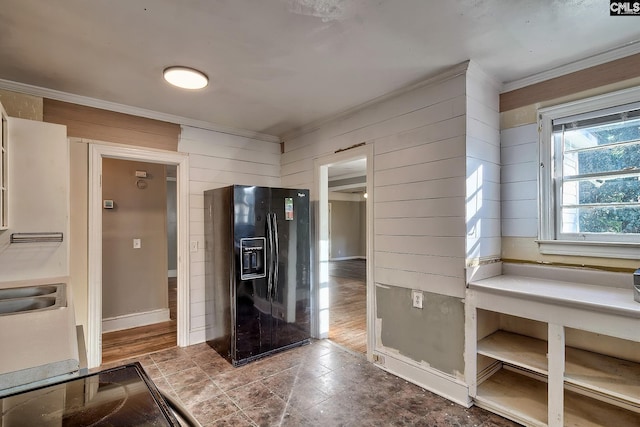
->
[0, 362, 179, 426]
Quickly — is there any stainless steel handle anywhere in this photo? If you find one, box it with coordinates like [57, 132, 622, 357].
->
[271, 213, 279, 301]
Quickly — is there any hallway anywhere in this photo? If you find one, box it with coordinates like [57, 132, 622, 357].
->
[328, 259, 367, 354]
[101, 278, 177, 364]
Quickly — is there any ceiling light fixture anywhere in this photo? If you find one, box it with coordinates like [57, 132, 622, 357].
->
[163, 66, 208, 90]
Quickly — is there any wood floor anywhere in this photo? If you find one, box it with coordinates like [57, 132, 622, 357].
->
[328, 259, 367, 354]
[101, 278, 177, 365]
[102, 260, 367, 364]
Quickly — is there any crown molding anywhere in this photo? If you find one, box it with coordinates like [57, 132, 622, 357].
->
[280, 61, 471, 141]
[502, 41, 640, 93]
[0, 78, 280, 144]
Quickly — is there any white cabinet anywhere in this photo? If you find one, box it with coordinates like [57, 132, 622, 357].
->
[0, 118, 69, 281]
[467, 267, 640, 427]
[0, 102, 7, 230]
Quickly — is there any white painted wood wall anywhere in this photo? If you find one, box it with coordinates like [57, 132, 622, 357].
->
[178, 126, 281, 344]
[465, 66, 501, 262]
[283, 69, 470, 299]
[500, 124, 538, 238]
[281, 63, 500, 404]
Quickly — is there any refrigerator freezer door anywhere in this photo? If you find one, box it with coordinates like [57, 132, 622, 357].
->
[233, 185, 271, 363]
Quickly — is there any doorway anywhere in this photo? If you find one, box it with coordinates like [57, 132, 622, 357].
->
[314, 144, 374, 360]
[88, 144, 189, 369]
[327, 160, 368, 354]
[99, 159, 176, 364]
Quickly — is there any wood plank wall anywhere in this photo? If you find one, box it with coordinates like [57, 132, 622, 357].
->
[282, 72, 469, 299]
[178, 126, 281, 342]
[500, 53, 640, 112]
[43, 99, 180, 151]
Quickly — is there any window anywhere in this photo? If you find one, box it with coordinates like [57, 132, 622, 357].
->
[538, 87, 640, 259]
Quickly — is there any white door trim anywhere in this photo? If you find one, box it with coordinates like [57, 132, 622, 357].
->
[313, 144, 374, 361]
[88, 143, 190, 368]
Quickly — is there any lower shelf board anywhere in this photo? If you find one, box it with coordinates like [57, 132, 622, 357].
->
[476, 368, 547, 427]
[476, 367, 640, 427]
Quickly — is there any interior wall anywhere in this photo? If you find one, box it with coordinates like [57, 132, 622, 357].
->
[329, 199, 364, 259]
[500, 58, 640, 271]
[0, 89, 42, 120]
[465, 65, 501, 264]
[101, 158, 168, 320]
[281, 63, 471, 381]
[43, 99, 180, 151]
[41, 100, 182, 339]
[178, 125, 281, 344]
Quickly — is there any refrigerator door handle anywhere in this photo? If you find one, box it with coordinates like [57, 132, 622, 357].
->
[271, 213, 279, 301]
[266, 212, 274, 300]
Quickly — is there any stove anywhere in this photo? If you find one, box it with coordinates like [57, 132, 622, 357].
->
[0, 363, 180, 426]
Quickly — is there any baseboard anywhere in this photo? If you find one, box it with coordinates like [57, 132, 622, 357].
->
[102, 308, 170, 333]
[329, 256, 366, 261]
[168, 269, 177, 278]
[373, 350, 471, 407]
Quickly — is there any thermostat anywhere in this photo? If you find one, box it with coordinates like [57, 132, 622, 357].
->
[103, 200, 114, 209]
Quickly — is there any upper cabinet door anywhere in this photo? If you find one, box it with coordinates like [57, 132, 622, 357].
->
[0, 102, 8, 230]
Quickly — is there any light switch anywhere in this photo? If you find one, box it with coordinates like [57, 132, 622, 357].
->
[133, 238, 141, 249]
[190, 241, 198, 252]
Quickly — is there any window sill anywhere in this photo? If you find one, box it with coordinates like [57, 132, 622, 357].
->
[537, 239, 640, 260]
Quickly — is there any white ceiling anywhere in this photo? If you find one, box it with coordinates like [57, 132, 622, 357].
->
[1, 1, 639, 138]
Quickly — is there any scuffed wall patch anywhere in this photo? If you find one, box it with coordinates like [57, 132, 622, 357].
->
[375, 283, 465, 377]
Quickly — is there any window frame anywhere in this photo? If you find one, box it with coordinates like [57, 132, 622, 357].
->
[537, 86, 640, 259]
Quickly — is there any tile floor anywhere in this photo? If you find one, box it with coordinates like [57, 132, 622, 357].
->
[101, 340, 520, 427]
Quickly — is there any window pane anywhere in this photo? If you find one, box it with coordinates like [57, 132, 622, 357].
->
[563, 116, 640, 151]
[562, 205, 640, 234]
[563, 143, 640, 176]
[562, 176, 640, 205]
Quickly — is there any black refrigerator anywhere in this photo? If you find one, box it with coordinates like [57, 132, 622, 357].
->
[204, 185, 311, 366]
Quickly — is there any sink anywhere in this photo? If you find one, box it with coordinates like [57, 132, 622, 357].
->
[0, 297, 57, 315]
[0, 283, 65, 317]
[0, 285, 57, 299]
[0, 280, 79, 396]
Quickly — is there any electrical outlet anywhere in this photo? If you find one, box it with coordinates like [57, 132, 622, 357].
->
[411, 290, 423, 309]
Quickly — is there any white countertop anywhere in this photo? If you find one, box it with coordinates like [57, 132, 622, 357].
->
[469, 273, 640, 319]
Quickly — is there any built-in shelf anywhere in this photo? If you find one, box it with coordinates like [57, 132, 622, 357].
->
[477, 367, 640, 427]
[476, 368, 548, 427]
[565, 346, 640, 408]
[478, 330, 548, 375]
[469, 267, 640, 426]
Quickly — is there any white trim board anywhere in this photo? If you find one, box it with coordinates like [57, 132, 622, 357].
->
[502, 42, 640, 93]
[329, 256, 366, 261]
[374, 350, 471, 407]
[313, 143, 375, 362]
[102, 308, 170, 333]
[88, 142, 190, 369]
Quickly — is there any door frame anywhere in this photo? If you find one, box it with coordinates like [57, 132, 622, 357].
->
[88, 143, 190, 368]
[313, 143, 374, 361]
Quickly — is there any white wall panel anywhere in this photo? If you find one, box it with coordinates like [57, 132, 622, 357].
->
[374, 198, 464, 219]
[466, 69, 501, 262]
[179, 125, 281, 341]
[375, 235, 465, 258]
[375, 136, 465, 171]
[500, 124, 539, 238]
[502, 218, 538, 237]
[376, 177, 466, 202]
